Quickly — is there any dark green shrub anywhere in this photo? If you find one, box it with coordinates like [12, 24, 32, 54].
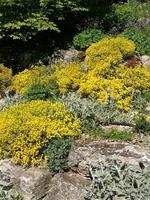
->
[25, 80, 60, 101]
[73, 29, 105, 50]
[120, 27, 150, 55]
[46, 138, 74, 174]
[134, 115, 150, 134]
[85, 159, 150, 200]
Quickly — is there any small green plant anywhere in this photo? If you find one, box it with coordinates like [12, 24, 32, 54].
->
[73, 29, 105, 50]
[95, 129, 133, 141]
[25, 79, 60, 101]
[46, 138, 74, 174]
[85, 159, 150, 200]
[134, 115, 150, 134]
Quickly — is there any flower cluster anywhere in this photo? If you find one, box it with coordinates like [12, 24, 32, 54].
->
[0, 64, 12, 95]
[0, 100, 80, 166]
[54, 62, 84, 94]
[10, 66, 53, 94]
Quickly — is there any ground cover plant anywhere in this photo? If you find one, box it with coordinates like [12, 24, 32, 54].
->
[94, 129, 133, 141]
[85, 159, 150, 200]
[0, 100, 80, 166]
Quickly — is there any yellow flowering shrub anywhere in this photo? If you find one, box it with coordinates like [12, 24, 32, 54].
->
[54, 62, 84, 94]
[10, 66, 53, 94]
[78, 37, 149, 110]
[0, 64, 12, 95]
[0, 100, 80, 166]
[80, 64, 150, 110]
[85, 37, 135, 70]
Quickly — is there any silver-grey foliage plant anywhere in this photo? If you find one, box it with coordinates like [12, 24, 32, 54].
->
[84, 159, 150, 200]
[0, 93, 25, 111]
[62, 93, 134, 127]
[0, 186, 22, 200]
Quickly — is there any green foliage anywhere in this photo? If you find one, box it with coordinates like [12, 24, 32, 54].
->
[73, 29, 105, 49]
[25, 80, 60, 101]
[120, 27, 150, 55]
[0, 186, 22, 200]
[46, 137, 74, 174]
[134, 115, 150, 134]
[95, 129, 133, 141]
[85, 159, 150, 200]
[0, 0, 86, 41]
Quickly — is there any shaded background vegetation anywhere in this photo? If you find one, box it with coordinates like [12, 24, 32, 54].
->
[0, 0, 149, 72]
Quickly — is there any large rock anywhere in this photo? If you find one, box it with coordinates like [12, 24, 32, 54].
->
[19, 168, 52, 200]
[68, 141, 150, 176]
[49, 49, 84, 65]
[0, 159, 24, 187]
[44, 173, 90, 200]
[0, 159, 52, 200]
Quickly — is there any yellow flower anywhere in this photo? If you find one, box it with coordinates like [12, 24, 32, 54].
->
[54, 62, 84, 94]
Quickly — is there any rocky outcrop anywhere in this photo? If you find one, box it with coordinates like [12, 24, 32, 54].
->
[49, 49, 84, 65]
[68, 141, 150, 176]
[0, 159, 52, 200]
[0, 141, 150, 199]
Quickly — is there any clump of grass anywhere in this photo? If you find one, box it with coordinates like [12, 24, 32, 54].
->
[93, 128, 133, 141]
